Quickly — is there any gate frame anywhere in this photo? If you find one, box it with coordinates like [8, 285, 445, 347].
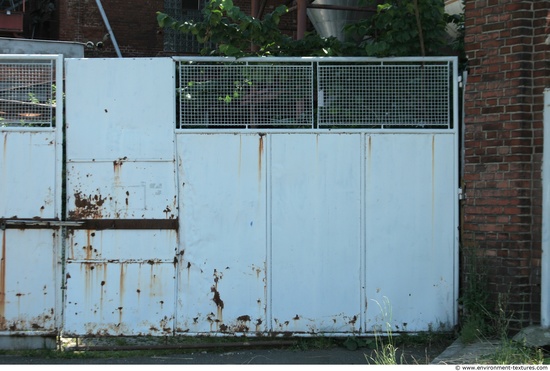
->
[0, 54, 64, 349]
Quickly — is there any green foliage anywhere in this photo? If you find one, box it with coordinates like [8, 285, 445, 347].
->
[365, 297, 404, 365]
[157, 0, 461, 58]
[489, 339, 546, 365]
[157, 0, 292, 57]
[458, 246, 493, 343]
[345, 0, 449, 57]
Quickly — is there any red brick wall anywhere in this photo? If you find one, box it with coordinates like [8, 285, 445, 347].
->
[462, 0, 550, 329]
[56, 0, 304, 57]
[58, 0, 165, 57]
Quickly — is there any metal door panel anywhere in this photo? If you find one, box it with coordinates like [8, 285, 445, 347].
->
[364, 133, 457, 332]
[176, 134, 267, 334]
[270, 133, 362, 333]
[63, 57, 178, 337]
[0, 229, 58, 333]
[65, 58, 175, 161]
[63, 259, 176, 336]
[66, 161, 178, 220]
[67, 229, 178, 261]
[0, 131, 57, 218]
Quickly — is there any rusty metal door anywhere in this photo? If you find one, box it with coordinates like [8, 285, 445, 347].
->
[0, 55, 63, 337]
[63, 58, 178, 336]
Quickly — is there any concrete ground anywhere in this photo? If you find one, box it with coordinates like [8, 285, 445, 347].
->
[431, 339, 502, 364]
[1, 329, 548, 365]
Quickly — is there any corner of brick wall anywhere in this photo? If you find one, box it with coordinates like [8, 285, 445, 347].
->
[462, 0, 549, 331]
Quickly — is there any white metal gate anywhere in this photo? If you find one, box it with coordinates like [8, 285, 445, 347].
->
[2, 55, 459, 339]
[0, 55, 63, 338]
[174, 57, 459, 334]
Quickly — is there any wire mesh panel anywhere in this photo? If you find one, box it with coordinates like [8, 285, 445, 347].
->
[0, 58, 56, 127]
[317, 61, 452, 129]
[178, 61, 314, 129]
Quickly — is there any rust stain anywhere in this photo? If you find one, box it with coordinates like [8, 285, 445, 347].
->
[69, 192, 105, 219]
[255, 318, 262, 332]
[113, 157, 127, 172]
[367, 135, 372, 171]
[237, 315, 251, 322]
[211, 269, 224, 322]
[0, 231, 5, 330]
[113, 157, 127, 187]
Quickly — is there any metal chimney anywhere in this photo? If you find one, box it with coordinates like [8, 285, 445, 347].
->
[306, 0, 368, 42]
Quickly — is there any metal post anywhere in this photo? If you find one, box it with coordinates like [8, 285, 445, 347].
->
[251, 0, 259, 18]
[542, 88, 550, 328]
[95, 0, 122, 58]
[297, 0, 307, 40]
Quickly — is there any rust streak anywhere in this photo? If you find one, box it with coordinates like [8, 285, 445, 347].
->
[258, 134, 264, 183]
[119, 263, 125, 311]
[113, 157, 127, 187]
[0, 231, 6, 330]
[86, 230, 93, 260]
[2, 132, 7, 159]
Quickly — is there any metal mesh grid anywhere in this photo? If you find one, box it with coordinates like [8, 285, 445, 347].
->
[0, 60, 55, 127]
[317, 62, 452, 128]
[178, 62, 314, 128]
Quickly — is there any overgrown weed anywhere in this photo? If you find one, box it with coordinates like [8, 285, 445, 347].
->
[459, 245, 550, 364]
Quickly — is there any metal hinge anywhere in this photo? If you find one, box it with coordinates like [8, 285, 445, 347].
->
[458, 188, 464, 200]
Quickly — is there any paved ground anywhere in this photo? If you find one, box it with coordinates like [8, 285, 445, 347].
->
[431, 339, 502, 365]
[0, 337, 503, 365]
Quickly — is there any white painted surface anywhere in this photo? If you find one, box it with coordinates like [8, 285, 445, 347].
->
[542, 89, 550, 328]
[364, 133, 457, 332]
[176, 134, 268, 334]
